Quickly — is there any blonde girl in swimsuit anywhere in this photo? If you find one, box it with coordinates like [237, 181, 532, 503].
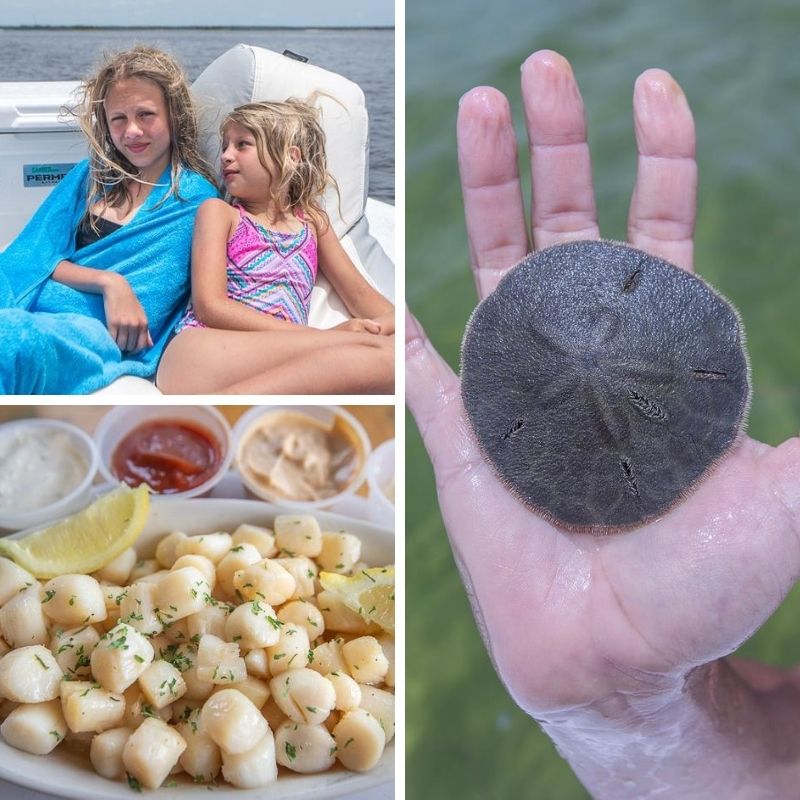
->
[157, 99, 394, 394]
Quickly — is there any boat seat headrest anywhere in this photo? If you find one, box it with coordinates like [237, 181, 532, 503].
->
[191, 44, 369, 237]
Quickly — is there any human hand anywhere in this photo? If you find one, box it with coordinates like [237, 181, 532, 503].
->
[332, 318, 383, 334]
[406, 50, 800, 794]
[101, 272, 153, 353]
[372, 311, 395, 336]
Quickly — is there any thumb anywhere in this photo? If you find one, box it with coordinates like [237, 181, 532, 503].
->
[406, 307, 476, 476]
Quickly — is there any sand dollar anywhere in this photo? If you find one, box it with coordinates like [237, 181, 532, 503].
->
[460, 240, 750, 532]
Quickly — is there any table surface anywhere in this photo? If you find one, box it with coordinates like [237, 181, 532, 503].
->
[0, 404, 393, 446]
[0, 404, 395, 799]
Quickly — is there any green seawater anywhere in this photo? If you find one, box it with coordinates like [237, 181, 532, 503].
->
[406, 1, 800, 797]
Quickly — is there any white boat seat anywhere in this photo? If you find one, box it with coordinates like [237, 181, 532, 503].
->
[191, 44, 394, 329]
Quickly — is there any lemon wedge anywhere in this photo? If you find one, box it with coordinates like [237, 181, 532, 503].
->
[0, 484, 150, 578]
[319, 566, 395, 634]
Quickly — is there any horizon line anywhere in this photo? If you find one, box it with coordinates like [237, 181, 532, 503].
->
[1, 24, 394, 31]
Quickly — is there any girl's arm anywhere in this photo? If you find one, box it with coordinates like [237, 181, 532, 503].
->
[316, 220, 395, 335]
[51, 261, 152, 353]
[190, 199, 303, 332]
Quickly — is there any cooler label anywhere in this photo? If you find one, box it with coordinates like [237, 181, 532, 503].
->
[23, 163, 77, 187]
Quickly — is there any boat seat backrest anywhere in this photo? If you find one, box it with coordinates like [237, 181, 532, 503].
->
[191, 44, 369, 239]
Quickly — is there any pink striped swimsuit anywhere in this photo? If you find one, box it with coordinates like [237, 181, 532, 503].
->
[175, 205, 317, 332]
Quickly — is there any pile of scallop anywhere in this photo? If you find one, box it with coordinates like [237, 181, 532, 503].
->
[0, 515, 394, 790]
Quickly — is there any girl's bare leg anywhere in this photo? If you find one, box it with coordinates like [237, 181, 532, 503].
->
[156, 326, 394, 394]
[216, 339, 394, 394]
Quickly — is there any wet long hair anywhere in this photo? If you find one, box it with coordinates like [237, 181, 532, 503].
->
[74, 46, 215, 225]
[222, 98, 338, 230]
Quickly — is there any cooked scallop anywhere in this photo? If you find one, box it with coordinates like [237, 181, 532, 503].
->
[201, 688, 269, 754]
[269, 668, 335, 726]
[0, 646, 61, 702]
[89, 726, 132, 779]
[333, 709, 386, 772]
[122, 717, 187, 789]
[0, 698, 66, 754]
[91, 622, 154, 694]
[221, 726, 278, 789]
[275, 719, 336, 773]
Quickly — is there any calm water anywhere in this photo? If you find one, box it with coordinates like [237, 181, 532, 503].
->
[407, 1, 800, 798]
[0, 27, 394, 202]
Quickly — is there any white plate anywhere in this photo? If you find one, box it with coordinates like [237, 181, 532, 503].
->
[0, 499, 395, 800]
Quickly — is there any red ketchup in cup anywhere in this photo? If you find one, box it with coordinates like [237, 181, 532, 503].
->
[111, 420, 222, 494]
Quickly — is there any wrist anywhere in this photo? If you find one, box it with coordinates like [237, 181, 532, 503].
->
[98, 271, 123, 294]
[538, 659, 800, 799]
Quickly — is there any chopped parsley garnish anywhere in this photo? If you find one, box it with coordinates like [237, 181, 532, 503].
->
[74, 646, 90, 670]
[285, 741, 297, 761]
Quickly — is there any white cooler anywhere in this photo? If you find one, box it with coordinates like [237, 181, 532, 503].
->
[0, 81, 85, 250]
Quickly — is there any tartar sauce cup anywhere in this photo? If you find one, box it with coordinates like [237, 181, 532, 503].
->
[233, 406, 372, 511]
[93, 406, 233, 500]
[0, 419, 100, 532]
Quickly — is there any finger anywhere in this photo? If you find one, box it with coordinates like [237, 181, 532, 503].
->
[364, 319, 382, 334]
[522, 50, 600, 251]
[136, 327, 150, 353]
[405, 308, 475, 479]
[115, 327, 129, 352]
[628, 69, 697, 271]
[457, 87, 528, 299]
[123, 325, 137, 353]
[108, 323, 119, 349]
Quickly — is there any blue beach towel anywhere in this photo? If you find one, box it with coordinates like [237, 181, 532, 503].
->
[0, 160, 217, 394]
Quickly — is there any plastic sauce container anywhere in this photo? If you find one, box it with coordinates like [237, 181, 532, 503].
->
[0, 419, 99, 532]
[366, 438, 395, 529]
[233, 406, 371, 511]
[94, 406, 233, 500]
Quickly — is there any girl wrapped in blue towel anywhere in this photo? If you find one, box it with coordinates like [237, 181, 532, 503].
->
[0, 46, 217, 394]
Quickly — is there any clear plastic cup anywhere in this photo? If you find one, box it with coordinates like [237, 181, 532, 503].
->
[0, 419, 100, 532]
[93, 406, 233, 500]
[366, 438, 395, 528]
[233, 405, 371, 511]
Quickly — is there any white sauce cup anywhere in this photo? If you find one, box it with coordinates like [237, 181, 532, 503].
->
[0, 419, 99, 532]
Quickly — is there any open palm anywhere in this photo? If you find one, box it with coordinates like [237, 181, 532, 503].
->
[406, 50, 800, 722]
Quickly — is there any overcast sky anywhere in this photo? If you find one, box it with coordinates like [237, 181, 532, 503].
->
[4, 0, 394, 27]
